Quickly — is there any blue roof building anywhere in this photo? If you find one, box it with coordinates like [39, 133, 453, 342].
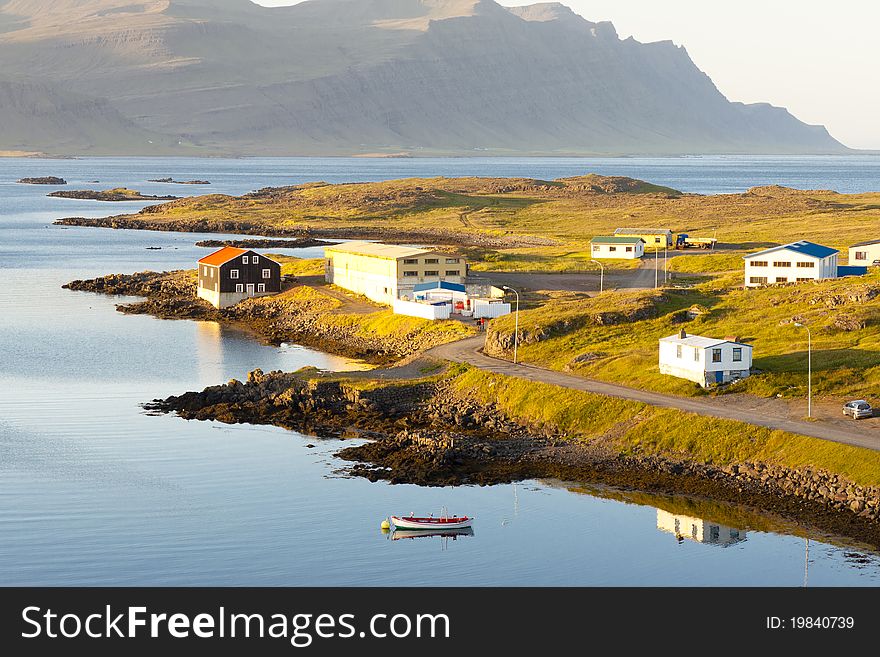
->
[743, 241, 841, 288]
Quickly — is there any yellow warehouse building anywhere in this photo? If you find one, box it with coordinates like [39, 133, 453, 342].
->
[324, 241, 467, 305]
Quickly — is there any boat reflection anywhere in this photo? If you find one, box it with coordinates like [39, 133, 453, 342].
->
[656, 510, 746, 547]
[386, 527, 475, 546]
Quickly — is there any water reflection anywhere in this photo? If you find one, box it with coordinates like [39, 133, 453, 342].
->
[656, 510, 746, 547]
[386, 527, 475, 551]
[195, 321, 224, 384]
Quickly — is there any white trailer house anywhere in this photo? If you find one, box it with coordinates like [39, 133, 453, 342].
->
[743, 241, 838, 288]
[658, 330, 752, 387]
[590, 236, 645, 259]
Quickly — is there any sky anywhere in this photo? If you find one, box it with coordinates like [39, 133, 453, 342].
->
[253, 1, 880, 149]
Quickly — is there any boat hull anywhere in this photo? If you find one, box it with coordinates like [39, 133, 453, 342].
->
[390, 516, 473, 530]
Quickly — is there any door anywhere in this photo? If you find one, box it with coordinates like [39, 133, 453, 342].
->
[715, 371, 724, 384]
[246, 283, 255, 296]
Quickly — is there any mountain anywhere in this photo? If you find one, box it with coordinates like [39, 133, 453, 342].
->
[0, 0, 848, 155]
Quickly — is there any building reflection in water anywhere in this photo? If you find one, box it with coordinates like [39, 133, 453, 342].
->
[194, 321, 224, 386]
[656, 510, 747, 547]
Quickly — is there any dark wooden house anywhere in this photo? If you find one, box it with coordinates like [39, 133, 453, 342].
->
[197, 246, 281, 308]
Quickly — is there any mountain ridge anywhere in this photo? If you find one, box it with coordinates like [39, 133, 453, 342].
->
[0, 0, 848, 156]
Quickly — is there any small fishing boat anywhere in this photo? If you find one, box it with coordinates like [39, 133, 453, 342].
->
[389, 508, 473, 531]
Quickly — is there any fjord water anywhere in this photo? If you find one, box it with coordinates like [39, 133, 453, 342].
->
[1, 156, 879, 586]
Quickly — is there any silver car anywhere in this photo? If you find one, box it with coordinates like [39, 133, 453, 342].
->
[843, 400, 873, 419]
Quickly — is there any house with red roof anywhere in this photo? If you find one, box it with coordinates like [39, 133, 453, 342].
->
[197, 246, 281, 308]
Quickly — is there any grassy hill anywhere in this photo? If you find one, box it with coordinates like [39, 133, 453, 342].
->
[485, 270, 880, 401]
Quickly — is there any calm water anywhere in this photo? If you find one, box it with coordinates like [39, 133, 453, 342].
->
[1, 156, 879, 586]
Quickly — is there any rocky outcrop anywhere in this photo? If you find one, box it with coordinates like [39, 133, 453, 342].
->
[195, 238, 331, 249]
[49, 189, 179, 201]
[18, 176, 66, 184]
[148, 178, 210, 185]
[148, 368, 880, 545]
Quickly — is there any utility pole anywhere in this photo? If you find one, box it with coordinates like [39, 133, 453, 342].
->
[654, 248, 659, 288]
[794, 322, 812, 418]
[590, 259, 605, 293]
[502, 285, 520, 364]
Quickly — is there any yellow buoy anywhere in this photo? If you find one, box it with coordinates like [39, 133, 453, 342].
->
[380, 518, 391, 531]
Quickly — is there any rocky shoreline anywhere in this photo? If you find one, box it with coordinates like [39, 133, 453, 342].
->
[195, 238, 331, 249]
[52, 215, 556, 249]
[147, 368, 880, 548]
[62, 270, 464, 364]
[49, 189, 179, 201]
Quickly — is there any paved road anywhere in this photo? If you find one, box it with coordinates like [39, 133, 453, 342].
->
[427, 336, 880, 453]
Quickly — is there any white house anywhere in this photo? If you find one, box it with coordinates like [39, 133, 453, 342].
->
[658, 330, 752, 387]
[849, 239, 880, 266]
[743, 241, 838, 288]
[590, 236, 645, 259]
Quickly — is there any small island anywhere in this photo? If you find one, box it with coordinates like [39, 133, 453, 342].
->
[18, 176, 67, 185]
[148, 177, 211, 185]
[48, 188, 180, 202]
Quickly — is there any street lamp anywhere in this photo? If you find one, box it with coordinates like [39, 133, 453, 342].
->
[654, 247, 659, 288]
[501, 285, 520, 364]
[794, 322, 812, 418]
[589, 259, 605, 293]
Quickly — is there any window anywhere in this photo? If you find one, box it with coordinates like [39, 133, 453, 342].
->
[446, 270, 459, 276]
[257, 283, 265, 292]
[592, 245, 600, 252]
[403, 271, 418, 277]
[796, 261, 815, 268]
[732, 347, 743, 362]
[424, 270, 439, 276]
[796, 277, 812, 282]
[676, 344, 683, 359]
[749, 260, 768, 267]
[209, 268, 213, 278]
[242, 256, 249, 264]
[772, 261, 791, 268]
[749, 277, 768, 285]
[230, 269, 239, 279]
[712, 349, 722, 363]
[855, 251, 867, 261]
[446, 258, 459, 264]
[235, 283, 243, 293]
[694, 348, 700, 362]
[403, 259, 418, 265]
[654, 237, 662, 243]
[609, 246, 617, 252]
[709, 526, 720, 542]
[252, 255, 259, 264]
[625, 247, 633, 252]
[202, 266, 208, 275]
[775, 277, 788, 283]
[425, 258, 439, 264]
[262, 269, 271, 279]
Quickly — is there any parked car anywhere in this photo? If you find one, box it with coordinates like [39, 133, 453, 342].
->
[842, 400, 873, 419]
